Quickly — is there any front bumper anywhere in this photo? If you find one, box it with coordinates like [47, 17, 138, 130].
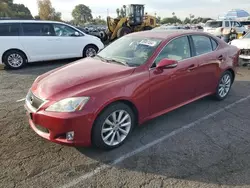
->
[25, 104, 95, 147]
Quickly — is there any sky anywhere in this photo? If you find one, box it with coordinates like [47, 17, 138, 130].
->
[14, 0, 250, 21]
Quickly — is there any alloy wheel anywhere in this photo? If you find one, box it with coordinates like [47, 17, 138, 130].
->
[7, 54, 23, 68]
[86, 48, 97, 57]
[218, 74, 231, 98]
[101, 110, 132, 146]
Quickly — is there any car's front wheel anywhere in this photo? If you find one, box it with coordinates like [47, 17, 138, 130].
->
[83, 45, 98, 57]
[92, 103, 135, 150]
[3, 50, 27, 69]
[214, 71, 233, 100]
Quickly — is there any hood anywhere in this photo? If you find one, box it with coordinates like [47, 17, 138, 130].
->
[231, 38, 250, 49]
[32, 58, 135, 100]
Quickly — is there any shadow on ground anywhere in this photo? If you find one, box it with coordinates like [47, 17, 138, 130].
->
[76, 80, 250, 187]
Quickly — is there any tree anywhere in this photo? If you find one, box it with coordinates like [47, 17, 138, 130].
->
[183, 17, 191, 24]
[72, 4, 93, 25]
[10, 3, 33, 19]
[37, 0, 61, 21]
[161, 17, 182, 24]
[172, 12, 175, 17]
[0, 0, 32, 18]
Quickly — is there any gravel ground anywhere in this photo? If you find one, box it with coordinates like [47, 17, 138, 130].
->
[1, 60, 250, 188]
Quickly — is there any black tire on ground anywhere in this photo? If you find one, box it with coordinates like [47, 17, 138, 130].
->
[117, 27, 132, 38]
[92, 102, 135, 150]
[143, 26, 153, 30]
[214, 70, 233, 101]
[83, 45, 98, 58]
[3, 50, 27, 69]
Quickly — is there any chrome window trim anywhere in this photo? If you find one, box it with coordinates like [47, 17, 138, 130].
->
[149, 34, 220, 70]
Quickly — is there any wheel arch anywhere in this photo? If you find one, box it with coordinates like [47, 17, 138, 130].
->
[91, 99, 139, 140]
[226, 68, 235, 83]
[2, 48, 28, 63]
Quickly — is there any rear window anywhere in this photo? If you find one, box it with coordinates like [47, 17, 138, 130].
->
[0, 23, 20, 36]
[205, 21, 222, 28]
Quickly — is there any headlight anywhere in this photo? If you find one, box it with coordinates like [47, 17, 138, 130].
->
[46, 97, 90, 112]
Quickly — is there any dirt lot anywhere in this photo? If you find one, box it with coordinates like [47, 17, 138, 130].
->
[1, 61, 250, 188]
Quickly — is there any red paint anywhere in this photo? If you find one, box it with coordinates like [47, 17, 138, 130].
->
[25, 31, 239, 147]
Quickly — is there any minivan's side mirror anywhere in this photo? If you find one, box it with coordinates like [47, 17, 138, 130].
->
[156, 58, 178, 69]
[74, 31, 80, 36]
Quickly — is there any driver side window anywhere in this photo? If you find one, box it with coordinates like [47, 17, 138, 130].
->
[53, 24, 81, 37]
[155, 36, 191, 65]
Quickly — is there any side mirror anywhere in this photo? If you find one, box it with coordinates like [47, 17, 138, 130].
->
[74, 31, 80, 36]
[156, 58, 178, 69]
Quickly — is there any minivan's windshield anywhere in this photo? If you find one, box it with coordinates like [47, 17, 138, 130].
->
[96, 36, 162, 67]
[205, 21, 222, 28]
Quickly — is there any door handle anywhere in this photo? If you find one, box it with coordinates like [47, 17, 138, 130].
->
[217, 55, 224, 61]
[187, 64, 197, 71]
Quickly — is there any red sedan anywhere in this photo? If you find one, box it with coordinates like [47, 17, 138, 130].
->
[25, 30, 240, 150]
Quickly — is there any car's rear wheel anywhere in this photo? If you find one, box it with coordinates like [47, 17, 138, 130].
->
[83, 45, 98, 58]
[214, 71, 233, 100]
[92, 103, 135, 150]
[3, 50, 27, 69]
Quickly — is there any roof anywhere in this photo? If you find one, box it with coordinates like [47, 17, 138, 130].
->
[129, 30, 205, 40]
[0, 20, 63, 24]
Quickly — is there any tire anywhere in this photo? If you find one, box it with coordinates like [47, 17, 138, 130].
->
[214, 71, 233, 101]
[143, 26, 153, 30]
[3, 50, 27, 69]
[92, 102, 135, 150]
[83, 45, 98, 58]
[117, 27, 131, 38]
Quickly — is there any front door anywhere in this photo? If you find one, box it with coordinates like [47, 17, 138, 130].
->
[149, 36, 199, 115]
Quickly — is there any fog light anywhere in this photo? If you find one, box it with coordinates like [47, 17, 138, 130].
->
[66, 131, 74, 141]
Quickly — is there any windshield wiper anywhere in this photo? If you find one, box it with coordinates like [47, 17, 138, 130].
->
[106, 58, 129, 66]
[95, 55, 109, 62]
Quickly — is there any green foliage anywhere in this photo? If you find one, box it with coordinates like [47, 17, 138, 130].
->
[72, 4, 93, 25]
[0, 0, 32, 18]
[161, 17, 182, 24]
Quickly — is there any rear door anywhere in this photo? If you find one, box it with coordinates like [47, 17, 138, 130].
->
[190, 35, 221, 96]
[19, 22, 59, 62]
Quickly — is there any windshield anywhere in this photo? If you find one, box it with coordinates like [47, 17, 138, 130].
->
[97, 36, 162, 67]
[243, 32, 250, 39]
[205, 21, 222, 28]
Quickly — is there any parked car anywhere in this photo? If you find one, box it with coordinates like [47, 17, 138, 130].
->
[204, 20, 247, 37]
[25, 30, 239, 150]
[0, 20, 104, 69]
[153, 25, 185, 30]
[239, 21, 250, 31]
[230, 31, 250, 64]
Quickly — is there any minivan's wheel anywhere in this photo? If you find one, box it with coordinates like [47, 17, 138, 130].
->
[92, 103, 135, 150]
[3, 50, 26, 69]
[214, 71, 233, 100]
[83, 45, 98, 57]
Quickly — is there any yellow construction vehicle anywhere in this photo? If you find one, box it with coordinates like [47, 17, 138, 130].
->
[104, 4, 156, 42]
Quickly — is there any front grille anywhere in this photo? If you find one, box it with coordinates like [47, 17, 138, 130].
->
[35, 124, 49, 133]
[240, 49, 250, 56]
[26, 91, 45, 111]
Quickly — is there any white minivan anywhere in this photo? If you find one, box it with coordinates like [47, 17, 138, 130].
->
[0, 20, 105, 69]
[204, 20, 247, 37]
